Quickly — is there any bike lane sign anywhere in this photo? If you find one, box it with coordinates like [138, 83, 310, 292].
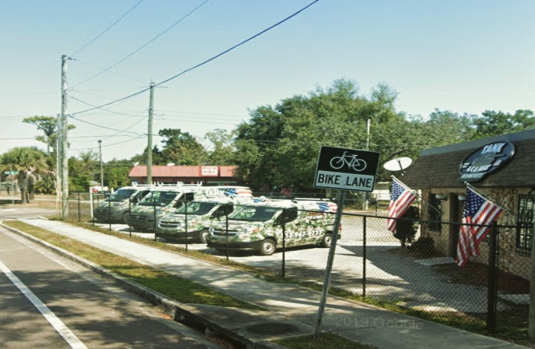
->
[314, 146, 380, 192]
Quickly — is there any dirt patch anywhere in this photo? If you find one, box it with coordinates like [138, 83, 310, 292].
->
[433, 262, 530, 294]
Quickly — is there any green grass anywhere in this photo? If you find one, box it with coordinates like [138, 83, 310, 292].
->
[5, 217, 534, 348]
[3, 220, 262, 310]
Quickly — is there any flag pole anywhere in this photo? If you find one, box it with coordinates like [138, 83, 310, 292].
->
[463, 182, 508, 213]
[391, 175, 441, 214]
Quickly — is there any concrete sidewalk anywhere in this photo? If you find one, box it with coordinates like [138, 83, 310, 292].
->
[6, 217, 529, 349]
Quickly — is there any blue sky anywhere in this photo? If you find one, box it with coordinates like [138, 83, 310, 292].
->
[1, 0, 534, 162]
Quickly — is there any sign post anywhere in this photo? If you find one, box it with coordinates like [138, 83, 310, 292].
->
[313, 146, 380, 337]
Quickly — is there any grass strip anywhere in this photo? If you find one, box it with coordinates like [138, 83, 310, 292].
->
[9, 218, 533, 347]
[3, 220, 262, 310]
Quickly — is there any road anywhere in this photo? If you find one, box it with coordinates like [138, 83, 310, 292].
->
[0, 212, 223, 348]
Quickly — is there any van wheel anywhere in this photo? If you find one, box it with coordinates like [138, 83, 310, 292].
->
[198, 229, 209, 243]
[259, 239, 276, 256]
[321, 233, 332, 248]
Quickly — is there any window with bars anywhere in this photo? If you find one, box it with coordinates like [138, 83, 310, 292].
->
[516, 194, 535, 256]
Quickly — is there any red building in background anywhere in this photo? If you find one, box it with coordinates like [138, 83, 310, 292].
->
[128, 165, 243, 186]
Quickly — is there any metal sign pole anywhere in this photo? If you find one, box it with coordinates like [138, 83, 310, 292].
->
[314, 190, 346, 337]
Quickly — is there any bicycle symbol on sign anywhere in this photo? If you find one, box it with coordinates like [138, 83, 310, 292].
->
[330, 151, 367, 172]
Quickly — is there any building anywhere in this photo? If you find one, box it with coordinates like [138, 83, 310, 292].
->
[402, 129, 535, 279]
[128, 165, 243, 186]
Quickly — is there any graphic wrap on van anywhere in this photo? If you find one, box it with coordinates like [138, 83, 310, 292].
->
[207, 200, 339, 255]
[93, 186, 151, 224]
[156, 198, 235, 243]
[128, 186, 205, 232]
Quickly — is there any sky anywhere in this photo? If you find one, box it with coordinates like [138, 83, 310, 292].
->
[1, 0, 534, 162]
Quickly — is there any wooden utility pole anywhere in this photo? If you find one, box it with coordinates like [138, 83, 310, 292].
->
[60, 55, 69, 218]
[147, 81, 154, 185]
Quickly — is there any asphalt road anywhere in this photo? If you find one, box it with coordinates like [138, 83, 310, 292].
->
[0, 225, 222, 349]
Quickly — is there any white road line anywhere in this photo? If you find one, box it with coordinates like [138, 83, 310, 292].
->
[0, 260, 88, 349]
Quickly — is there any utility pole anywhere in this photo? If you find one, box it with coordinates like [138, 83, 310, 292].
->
[56, 113, 62, 217]
[98, 140, 104, 190]
[60, 54, 69, 218]
[147, 81, 155, 185]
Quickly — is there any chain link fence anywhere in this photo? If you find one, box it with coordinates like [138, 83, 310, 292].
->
[64, 193, 531, 334]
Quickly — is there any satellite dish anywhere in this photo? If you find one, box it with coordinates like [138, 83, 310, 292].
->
[383, 157, 413, 172]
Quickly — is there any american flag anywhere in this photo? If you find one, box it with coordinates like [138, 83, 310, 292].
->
[456, 187, 503, 267]
[318, 202, 337, 213]
[387, 178, 417, 233]
[224, 187, 252, 198]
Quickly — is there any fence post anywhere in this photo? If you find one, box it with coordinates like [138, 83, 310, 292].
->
[486, 221, 499, 333]
[77, 192, 81, 222]
[153, 197, 157, 241]
[528, 221, 535, 341]
[363, 215, 367, 298]
[282, 218, 286, 278]
[108, 192, 111, 231]
[128, 198, 132, 238]
[184, 197, 188, 252]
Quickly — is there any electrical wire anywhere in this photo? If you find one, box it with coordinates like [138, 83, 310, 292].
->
[69, 115, 142, 136]
[72, 58, 147, 84]
[71, 0, 321, 116]
[70, 0, 146, 57]
[71, 0, 211, 89]
[70, 136, 145, 151]
[69, 95, 146, 118]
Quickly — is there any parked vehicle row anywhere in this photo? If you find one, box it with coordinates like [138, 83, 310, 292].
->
[93, 184, 340, 256]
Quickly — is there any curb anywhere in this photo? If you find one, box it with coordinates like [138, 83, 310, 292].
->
[0, 221, 292, 349]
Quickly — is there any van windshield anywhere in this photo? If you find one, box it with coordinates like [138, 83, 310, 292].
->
[138, 191, 179, 206]
[175, 202, 217, 216]
[229, 206, 280, 222]
[108, 189, 136, 202]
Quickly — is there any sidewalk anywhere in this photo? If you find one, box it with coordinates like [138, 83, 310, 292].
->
[6, 217, 529, 349]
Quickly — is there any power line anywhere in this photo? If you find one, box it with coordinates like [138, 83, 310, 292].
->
[72, 59, 147, 84]
[70, 0, 146, 57]
[69, 115, 142, 136]
[70, 136, 145, 151]
[69, 95, 146, 117]
[71, 0, 211, 89]
[71, 0, 321, 116]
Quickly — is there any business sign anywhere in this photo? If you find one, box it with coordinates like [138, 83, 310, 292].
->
[314, 146, 380, 192]
[201, 166, 218, 176]
[459, 141, 515, 182]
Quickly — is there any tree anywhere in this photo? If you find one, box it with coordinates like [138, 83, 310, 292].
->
[234, 79, 419, 191]
[158, 128, 207, 165]
[203, 129, 236, 165]
[68, 151, 99, 192]
[22, 116, 75, 155]
[471, 109, 535, 139]
[0, 147, 49, 173]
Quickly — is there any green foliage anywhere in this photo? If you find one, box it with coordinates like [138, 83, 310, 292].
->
[471, 109, 535, 139]
[68, 151, 99, 192]
[22, 115, 75, 155]
[105, 164, 132, 189]
[158, 128, 208, 165]
[203, 129, 236, 165]
[0, 146, 49, 173]
[34, 175, 56, 194]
